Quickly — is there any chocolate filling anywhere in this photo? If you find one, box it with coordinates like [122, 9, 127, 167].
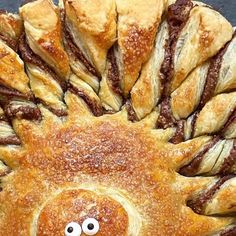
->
[221, 108, 236, 135]
[169, 120, 185, 144]
[220, 226, 236, 236]
[0, 162, 11, 177]
[198, 44, 230, 110]
[60, 10, 100, 79]
[46, 106, 68, 117]
[35, 98, 68, 117]
[190, 33, 236, 137]
[219, 140, 236, 175]
[0, 34, 18, 51]
[126, 100, 138, 122]
[4, 103, 42, 121]
[19, 34, 67, 92]
[189, 112, 198, 139]
[107, 46, 122, 96]
[0, 85, 32, 101]
[0, 134, 21, 146]
[160, 0, 193, 98]
[156, 98, 185, 143]
[156, 0, 193, 132]
[179, 136, 220, 176]
[187, 175, 235, 214]
[157, 98, 175, 129]
[68, 83, 103, 117]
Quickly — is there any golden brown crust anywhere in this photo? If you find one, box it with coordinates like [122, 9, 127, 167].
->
[0, 40, 31, 95]
[0, 115, 235, 235]
[194, 92, 236, 137]
[116, 0, 166, 96]
[0, 12, 23, 44]
[0, 0, 236, 235]
[171, 62, 209, 120]
[130, 21, 168, 119]
[171, 5, 233, 92]
[37, 189, 129, 236]
[63, 0, 117, 74]
[20, 0, 70, 79]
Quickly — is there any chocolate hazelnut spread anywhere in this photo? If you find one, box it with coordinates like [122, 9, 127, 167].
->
[68, 83, 103, 117]
[160, 0, 193, 98]
[5, 103, 42, 121]
[219, 140, 236, 175]
[157, 98, 185, 143]
[0, 34, 18, 51]
[19, 34, 67, 92]
[107, 46, 122, 97]
[0, 85, 31, 100]
[156, 98, 175, 129]
[190, 32, 236, 136]
[222, 108, 236, 135]
[157, 0, 193, 132]
[35, 98, 68, 117]
[169, 120, 185, 144]
[0, 134, 21, 145]
[199, 47, 228, 110]
[220, 226, 236, 236]
[60, 10, 100, 79]
[179, 136, 220, 176]
[126, 100, 138, 122]
[187, 175, 235, 214]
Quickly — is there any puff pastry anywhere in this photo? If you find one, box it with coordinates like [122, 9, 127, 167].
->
[0, 0, 236, 235]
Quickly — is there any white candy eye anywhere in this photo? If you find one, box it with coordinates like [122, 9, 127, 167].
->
[65, 222, 82, 236]
[82, 218, 99, 235]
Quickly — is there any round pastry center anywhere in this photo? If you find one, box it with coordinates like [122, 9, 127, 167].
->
[36, 189, 129, 235]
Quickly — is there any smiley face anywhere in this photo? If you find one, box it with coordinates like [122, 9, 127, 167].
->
[36, 189, 129, 236]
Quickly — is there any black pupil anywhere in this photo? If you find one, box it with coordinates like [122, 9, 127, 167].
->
[87, 223, 94, 230]
[67, 227, 73, 233]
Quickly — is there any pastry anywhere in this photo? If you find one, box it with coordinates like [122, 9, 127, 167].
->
[0, 0, 236, 235]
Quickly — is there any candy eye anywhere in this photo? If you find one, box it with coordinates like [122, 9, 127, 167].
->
[82, 218, 99, 235]
[65, 222, 82, 236]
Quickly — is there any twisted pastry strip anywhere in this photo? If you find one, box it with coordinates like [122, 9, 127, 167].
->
[67, 74, 103, 117]
[130, 21, 168, 119]
[171, 33, 236, 120]
[0, 11, 22, 51]
[61, 0, 116, 92]
[154, 34, 236, 146]
[99, 45, 123, 112]
[130, 0, 233, 121]
[179, 138, 236, 176]
[187, 175, 236, 216]
[0, 108, 20, 145]
[0, 12, 41, 145]
[116, 0, 165, 97]
[19, 0, 70, 116]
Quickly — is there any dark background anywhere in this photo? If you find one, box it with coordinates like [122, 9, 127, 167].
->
[0, 0, 236, 26]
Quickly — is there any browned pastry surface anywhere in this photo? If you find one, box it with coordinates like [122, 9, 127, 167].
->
[0, 0, 236, 235]
[0, 113, 235, 235]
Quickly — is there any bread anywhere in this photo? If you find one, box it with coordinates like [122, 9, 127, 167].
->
[0, 0, 236, 235]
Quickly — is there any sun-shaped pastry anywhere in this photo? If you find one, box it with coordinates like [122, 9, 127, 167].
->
[0, 0, 236, 235]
